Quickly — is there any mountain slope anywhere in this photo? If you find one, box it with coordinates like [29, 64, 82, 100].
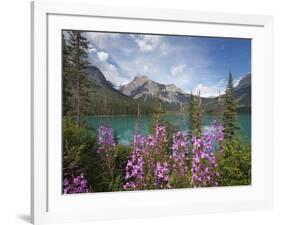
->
[120, 76, 188, 103]
[233, 73, 251, 108]
[120, 75, 191, 112]
[85, 66, 156, 115]
[120, 73, 251, 113]
[203, 73, 251, 113]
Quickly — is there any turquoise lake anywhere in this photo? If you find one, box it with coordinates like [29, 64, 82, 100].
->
[87, 113, 251, 145]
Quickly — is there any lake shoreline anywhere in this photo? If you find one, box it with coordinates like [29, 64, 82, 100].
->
[86, 112, 251, 117]
[86, 113, 251, 145]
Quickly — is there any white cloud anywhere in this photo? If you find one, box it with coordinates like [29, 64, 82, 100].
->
[170, 75, 191, 92]
[97, 51, 109, 61]
[99, 62, 128, 85]
[193, 83, 225, 98]
[88, 45, 97, 53]
[233, 76, 242, 87]
[85, 31, 229, 94]
[86, 33, 132, 85]
[88, 54, 129, 85]
[131, 35, 161, 52]
[159, 43, 169, 56]
[171, 64, 186, 76]
[143, 65, 149, 71]
[102, 63, 118, 82]
[85, 33, 121, 49]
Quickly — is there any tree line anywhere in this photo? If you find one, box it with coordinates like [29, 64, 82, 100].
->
[62, 30, 251, 192]
[187, 70, 250, 186]
[188, 70, 239, 143]
[63, 29, 245, 145]
[63, 30, 156, 124]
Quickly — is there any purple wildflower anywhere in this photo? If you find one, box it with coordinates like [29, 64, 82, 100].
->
[124, 134, 147, 190]
[203, 121, 224, 152]
[155, 124, 168, 145]
[154, 162, 171, 189]
[191, 136, 219, 187]
[172, 131, 188, 176]
[98, 125, 116, 160]
[63, 173, 89, 194]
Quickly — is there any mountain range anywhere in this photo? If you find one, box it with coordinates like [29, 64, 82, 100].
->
[86, 65, 251, 114]
[85, 66, 156, 115]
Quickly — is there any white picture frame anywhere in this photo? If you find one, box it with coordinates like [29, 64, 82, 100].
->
[31, 1, 274, 224]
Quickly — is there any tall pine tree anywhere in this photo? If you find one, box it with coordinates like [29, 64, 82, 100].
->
[223, 70, 239, 141]
[63, 31, 92, 125]
[193, 90, 202, 137]
[188, 90, 202, 137]
[62, 32, 72, 116]
[188, 91, 194, 137]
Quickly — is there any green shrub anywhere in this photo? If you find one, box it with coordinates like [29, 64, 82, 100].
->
[216, 139, 251, 186]
[111, 145, 131, 191]
[63, 116, 97, 173]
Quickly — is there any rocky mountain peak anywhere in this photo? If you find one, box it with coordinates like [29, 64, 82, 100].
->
[133, 75, 149, 81]
[166, 84, 184, 93]
[85, 66, 251, 113]
[235, 73, 251, 90]
[120, 75, 188, 103]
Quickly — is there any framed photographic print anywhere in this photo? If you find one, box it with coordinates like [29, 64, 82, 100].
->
[31, 1, 273, 224]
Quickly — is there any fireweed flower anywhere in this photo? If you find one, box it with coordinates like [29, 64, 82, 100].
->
[191, 122, 224, 187]
[150, 123, 169, 163]
[124, 122, 224, 190]
[97, 125, 116, 160]
[191, 136, 219, 187]
[123, 153, 145, 190]
[203, 121, 224, 152]
[124, 134, 147, 190]
[124, 123, 170, 190]
[172, 131, 189, 176]
[133, 134, 147, 153]
[147, 135, 157, 149]
[145, 123, 168, 151]
[211, 121, 224, 142]
[97, 124, 118, 187]
[154, 162, 171, 189]
[155, 124, 168, 145]
[63, 173, 89, 194]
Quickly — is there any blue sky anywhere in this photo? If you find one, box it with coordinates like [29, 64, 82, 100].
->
[85, 31, 251, 97]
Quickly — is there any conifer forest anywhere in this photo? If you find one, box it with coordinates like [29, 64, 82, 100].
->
[62, 30, 251, 194]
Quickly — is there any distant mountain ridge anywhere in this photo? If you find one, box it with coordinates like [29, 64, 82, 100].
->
[202, 73, 251, 113]
[234, 73, 251, 108]
[120, 75, 188, 104]
[86, 66, 251, 114]
[85, 66, 156, 115]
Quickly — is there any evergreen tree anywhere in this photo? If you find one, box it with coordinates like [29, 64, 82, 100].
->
[188, 91, 195, 137]
[223, 70, 239, 141]
[135, 104, 141, 135]
[154, 101, 164, 124]
[178, 102, 185, 130]
[63, 31, 92, 125]
[193, 90, 202, 137]
[62, 32, 72, 116]
[188, 91, 202, 137]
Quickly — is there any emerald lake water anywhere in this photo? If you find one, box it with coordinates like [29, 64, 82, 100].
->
[87, 113, 251, 145]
